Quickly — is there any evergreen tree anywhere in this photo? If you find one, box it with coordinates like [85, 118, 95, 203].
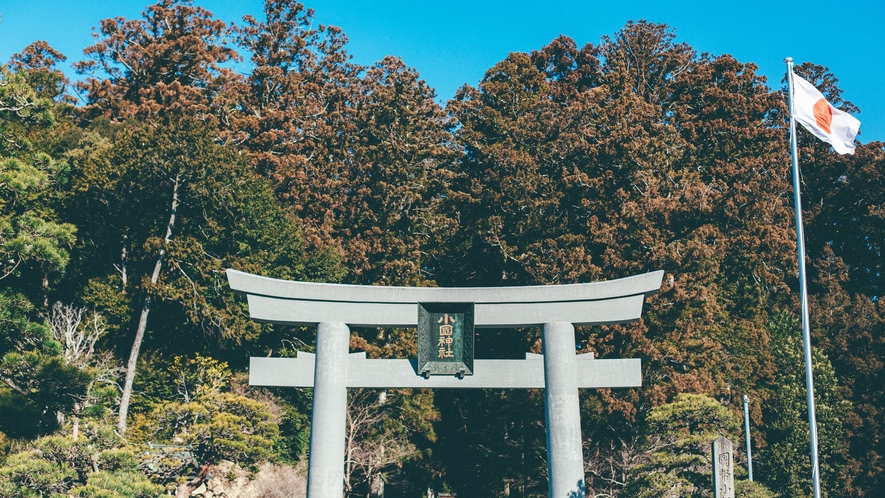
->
[62, 115, 341, 433]
[8, 41, 73, 104]
[757, 311, 851, 497]
[621, 393, 745, 497]
[233, 1, 454, 285]
[0, 430, 162, 497]
[73, 0, 240, 125]
[439, 23, 794, 493]
[0, 65, 85, 439]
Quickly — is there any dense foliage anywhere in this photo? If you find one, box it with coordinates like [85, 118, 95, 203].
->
[1, 1, 882, 496]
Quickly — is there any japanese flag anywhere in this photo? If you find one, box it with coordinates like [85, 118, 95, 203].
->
[791, 72, 861, 155]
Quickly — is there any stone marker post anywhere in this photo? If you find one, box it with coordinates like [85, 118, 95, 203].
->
[712, 435, 735, 498]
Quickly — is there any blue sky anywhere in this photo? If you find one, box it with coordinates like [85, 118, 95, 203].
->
[2, 0, 883, 143]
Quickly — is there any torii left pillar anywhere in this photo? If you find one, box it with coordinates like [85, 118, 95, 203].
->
[544, 321, 585, 495]
[309, 321, 349, 496]
[227, 269, 663, 497]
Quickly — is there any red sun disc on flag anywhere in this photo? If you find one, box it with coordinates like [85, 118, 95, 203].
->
[813, 98, 833, 134]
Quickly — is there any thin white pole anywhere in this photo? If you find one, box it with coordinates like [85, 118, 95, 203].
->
[743, 395, 753, 481]
[784, 57, 823, 498]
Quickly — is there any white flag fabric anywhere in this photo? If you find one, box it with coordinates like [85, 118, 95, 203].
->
[791, 72, 861, 155]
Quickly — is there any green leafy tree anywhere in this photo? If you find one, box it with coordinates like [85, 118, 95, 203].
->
[121, 354, 281, 494]
[735, 480, 778, 498]
[622, 393, 756, 497]
[69, 470, 164, 498]
[1, 67, 74, 287]
[0, 429, 150, 497]
[0, 294, 90, 439]
[170, 353, 230, 403]
[757, 312, 851, 497]
[131, 356, 279, 485]
[0, 65, 55, 155]
[0, 153, 73, 286]
[0, 65, 84, 439]
[0, 446, 77, 497]
[136, 392, 279, 466]
[61, 115, 340, 434]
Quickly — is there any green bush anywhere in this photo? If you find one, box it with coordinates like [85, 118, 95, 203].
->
[69, 470, 164, 498]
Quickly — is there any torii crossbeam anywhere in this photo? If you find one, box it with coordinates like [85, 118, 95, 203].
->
[227, 269, 663, 498]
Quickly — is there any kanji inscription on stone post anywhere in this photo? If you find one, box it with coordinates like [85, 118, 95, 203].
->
[417, 302, 474, 377]
[712, 435, 735, 498]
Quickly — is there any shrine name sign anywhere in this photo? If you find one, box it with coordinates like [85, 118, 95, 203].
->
[418, 303, 474, 377]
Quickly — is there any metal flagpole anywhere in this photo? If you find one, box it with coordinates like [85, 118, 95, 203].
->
[784, 57, 822, 498]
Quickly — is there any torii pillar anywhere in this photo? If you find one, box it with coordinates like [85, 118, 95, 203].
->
[227, 269, 663, 497]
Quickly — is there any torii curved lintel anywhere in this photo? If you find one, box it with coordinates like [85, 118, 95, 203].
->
[226, 269, 664, 328]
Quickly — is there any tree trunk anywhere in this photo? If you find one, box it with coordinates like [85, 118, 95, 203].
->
[176, 463, 210, 498]
[371, 473, 385, 497]
[72, 402, 80, 441]
[42, 273, 49, 308]
[117, 174, 180, 434]
[1, 375, 28, 396]
[121, 234, 128, 291]
[345, 410, 354, 497]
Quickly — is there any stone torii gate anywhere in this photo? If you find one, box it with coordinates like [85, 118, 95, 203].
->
[227, 269, 663, 497]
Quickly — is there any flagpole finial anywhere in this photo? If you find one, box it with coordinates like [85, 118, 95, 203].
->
[784, 57, 793, 63]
